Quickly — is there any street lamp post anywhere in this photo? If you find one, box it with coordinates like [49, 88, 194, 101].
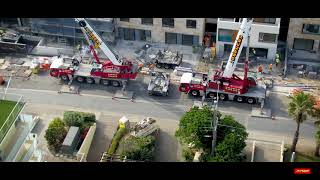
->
[3, 75, 12, 100]
[211, 82, 220, 156]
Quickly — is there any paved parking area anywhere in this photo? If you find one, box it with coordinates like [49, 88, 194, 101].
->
[245, 138, 284, 162]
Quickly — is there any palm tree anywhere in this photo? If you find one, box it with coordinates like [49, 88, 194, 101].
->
[311, 98, 320, 156]
[288, 91, 314, 153]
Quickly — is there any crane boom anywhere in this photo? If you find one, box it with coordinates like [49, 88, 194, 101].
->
[222, 18, 253, 78]
[75, 18, 122, 66]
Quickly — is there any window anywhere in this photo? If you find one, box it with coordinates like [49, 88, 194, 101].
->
[165, 32, 177, 44]
[258, 33, 277, 43]
[120, 18, 129, 22]
[186, 20, 196, 29]
[138, 29, 151, 41]
[141, 18, 153, 25]
[162, 18, 174, 28]
[123, 28, 135, 41]
[182, 34, 194, 45]
[293, 38, 314, 51]
[218, 29, 237, 42]
[302, 24, 320, 34]
[254, 18, 276, 24]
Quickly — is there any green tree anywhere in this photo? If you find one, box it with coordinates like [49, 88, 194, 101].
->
[217, 115, 248, 144]
[288, 91, 314, 152]
[120, 135, 155, 161]
[44, 118, 67, 151]
[175, 106, 220, 150]
[212, 133, 247, 162]
[63, 111, 96, 131]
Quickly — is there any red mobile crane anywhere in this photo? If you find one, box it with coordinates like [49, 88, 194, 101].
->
[49, 18, 139, 87]
[179, 18, 266, 105]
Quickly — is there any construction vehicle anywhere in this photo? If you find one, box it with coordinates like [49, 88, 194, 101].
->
[49, 18, 139, 87]
[179, 18, 266, 105]
[153, 49, 183, 69]
[147, 71, 170, 96]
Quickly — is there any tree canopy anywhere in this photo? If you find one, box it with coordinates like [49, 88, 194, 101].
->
[44, 118, 67, 151]
[175, 106, 221, 150]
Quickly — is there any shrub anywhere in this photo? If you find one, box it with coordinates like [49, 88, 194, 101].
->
[45, 118, 67, 151]
[182, 148, 195, 162]
[63, 111, 96, 131]
[107, 127, 126, 156]
[119, 135, 156, 161]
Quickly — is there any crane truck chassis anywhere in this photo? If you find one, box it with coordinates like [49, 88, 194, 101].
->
[179, 72, 266, 105]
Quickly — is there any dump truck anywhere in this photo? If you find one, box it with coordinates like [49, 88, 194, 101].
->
[147, 71, 170, 96]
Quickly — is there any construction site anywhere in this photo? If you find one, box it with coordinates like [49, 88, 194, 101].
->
[0, 18, 319, 162]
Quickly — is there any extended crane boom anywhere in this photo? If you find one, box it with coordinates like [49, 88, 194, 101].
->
[75, 18, 122, 66]
[222, 18, 253, 78]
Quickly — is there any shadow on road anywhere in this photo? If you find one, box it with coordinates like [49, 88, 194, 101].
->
[154, 129, 181, 162]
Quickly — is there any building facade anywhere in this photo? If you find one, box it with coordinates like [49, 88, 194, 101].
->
[287, 18, 320, 53]
[216, 18, 281, 60]
[24, 18, 116, 46]
[116, 18, 205, 46]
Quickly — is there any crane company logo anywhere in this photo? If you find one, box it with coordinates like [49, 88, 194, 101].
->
[230, 35, 243, 66]
[84, 26, 102, 49]
[294, 168, 311, 175]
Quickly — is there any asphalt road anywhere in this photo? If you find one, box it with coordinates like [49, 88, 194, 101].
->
[1, 72, 318, 152]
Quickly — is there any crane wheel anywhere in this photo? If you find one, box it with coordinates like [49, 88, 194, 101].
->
[219, 93, 228, 101]
[207, 92, 216, 99]
[60, 75, 69, 81]
[235, 96, 244, 103]
[246, 97, 256, 104]
[76, 76, 85, 83]
[111, 80, 120, 87]
[190, 90, 200, 97]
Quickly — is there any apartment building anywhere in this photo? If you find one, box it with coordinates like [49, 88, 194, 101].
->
[0, 93, 42, 162]
[216, 18, 281, 60]
[287, 18, 320, 53]
[116, 18, 205, 46]
[23, 18, 116, 46]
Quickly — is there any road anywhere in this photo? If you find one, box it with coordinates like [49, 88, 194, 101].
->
[3, 84, 317, 152]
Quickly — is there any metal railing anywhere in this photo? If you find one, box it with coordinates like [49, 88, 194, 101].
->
[0, 93, 26, 143]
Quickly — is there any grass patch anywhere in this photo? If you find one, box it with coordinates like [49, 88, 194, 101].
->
[0, 100, 17, 129]
[282, 145, 320, 162]
[295, 152, 320, 162]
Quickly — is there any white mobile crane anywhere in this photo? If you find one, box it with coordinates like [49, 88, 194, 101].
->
[50, 18, 139, 87]
[179, 18, 266, 105]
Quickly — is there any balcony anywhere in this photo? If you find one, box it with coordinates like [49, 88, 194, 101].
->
[1, 114, 39, 162]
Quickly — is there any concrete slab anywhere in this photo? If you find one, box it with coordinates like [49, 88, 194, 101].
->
[113, 90, 134, 100]
[58, 85, 80, 94]
[251, 107, 271, 118]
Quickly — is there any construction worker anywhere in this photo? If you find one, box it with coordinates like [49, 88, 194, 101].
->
[257, 64, 263, 74]
[268, 63, 273, 74]
[275, 58, 280, 67]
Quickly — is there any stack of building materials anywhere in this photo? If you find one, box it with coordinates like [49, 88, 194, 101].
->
[0, 58, 32, 78]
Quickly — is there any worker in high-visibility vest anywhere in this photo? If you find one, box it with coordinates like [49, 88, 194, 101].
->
[268, 63, 273, 74]
[257, 64, 263, 74]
